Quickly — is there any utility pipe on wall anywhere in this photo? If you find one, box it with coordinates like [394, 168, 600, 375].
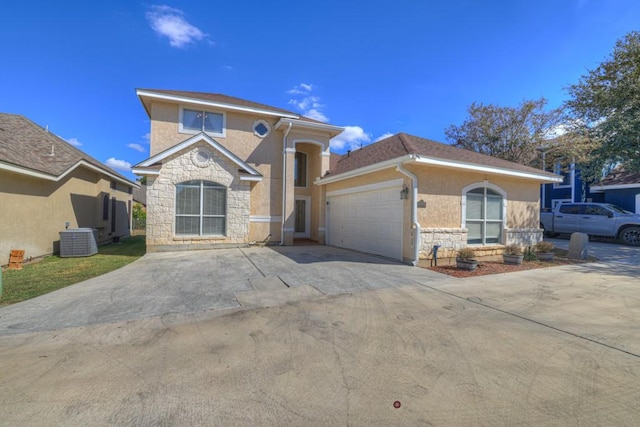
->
[396, 162, 420, 266]
[280, 122, 293, 245]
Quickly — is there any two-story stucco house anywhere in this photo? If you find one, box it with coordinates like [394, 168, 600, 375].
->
[133, 89, 561, 264]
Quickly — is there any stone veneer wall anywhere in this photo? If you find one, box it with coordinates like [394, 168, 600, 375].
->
[505, 228, 543, 247]
[419, 227, 543, 260]
[146, 143, 251, 251]
[419, 228, 468, 260]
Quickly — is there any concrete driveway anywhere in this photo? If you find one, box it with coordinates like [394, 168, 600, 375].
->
[1, 244, 639, 425]
[0, 245, 448, 336]
[547, 235, 640, 266]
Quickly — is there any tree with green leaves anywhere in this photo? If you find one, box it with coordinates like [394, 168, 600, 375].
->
[564, 31, 640, 182]
[445, 98, 561, 167]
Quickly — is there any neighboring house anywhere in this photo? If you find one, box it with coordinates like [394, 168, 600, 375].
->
[540, 159, 603, 210]
[132, 183, 147, 207]
[0, 113, 138, 263]
[133, 89, 560, 264]
[590, 166, 640, 214]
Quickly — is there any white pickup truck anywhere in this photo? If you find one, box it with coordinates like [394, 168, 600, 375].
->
[540, 202, 640, 246]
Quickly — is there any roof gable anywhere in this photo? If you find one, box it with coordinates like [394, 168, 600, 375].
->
[0, 113, 136, 186]
[136, 88, 325, 124]
[133, 132, 262, 180]
[326, 133, 560, 182]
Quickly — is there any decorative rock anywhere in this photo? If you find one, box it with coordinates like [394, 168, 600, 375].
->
[568, 232, 589, 260]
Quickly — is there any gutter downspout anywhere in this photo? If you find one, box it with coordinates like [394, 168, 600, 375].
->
[396, 161, 420, 266]
[280, 122, 293, 245]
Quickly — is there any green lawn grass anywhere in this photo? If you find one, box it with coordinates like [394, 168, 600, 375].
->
[1, 235, 146, 306]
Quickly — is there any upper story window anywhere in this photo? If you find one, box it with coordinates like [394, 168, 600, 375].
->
[554, 160, 573, 188]
[180, 107, 225, 136]
[294, 152, 307, 187]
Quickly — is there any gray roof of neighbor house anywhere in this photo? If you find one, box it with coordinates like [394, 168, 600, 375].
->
[328, 132, 559, 179]
[132, 183, 146, 205]
[136, 88, 326, 124]
[598, 166, 640, 186]
[0, 113, 136, 185]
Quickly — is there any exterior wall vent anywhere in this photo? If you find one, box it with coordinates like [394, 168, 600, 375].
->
[59, 228, 98, 257]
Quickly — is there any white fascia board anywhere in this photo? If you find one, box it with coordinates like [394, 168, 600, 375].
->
[240, 175, 263, 182]
[413, 156, 563, 183]
[65, 161, 140, 188]
[274, 118, 344, 136]
[590, 183, 640, 191]
[0, 161, 58, 181]
[136, 90, 298, 119]
[131, 168, 161, 176]
[137, 133, 261, 177]
[0, 160, 138, 187]
[315, 155, 414, 185]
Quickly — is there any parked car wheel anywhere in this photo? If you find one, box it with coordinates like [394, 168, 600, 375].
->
[619, 226, 640, 246]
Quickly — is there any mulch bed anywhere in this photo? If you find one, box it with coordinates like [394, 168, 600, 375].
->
[426, 257, 589, 278]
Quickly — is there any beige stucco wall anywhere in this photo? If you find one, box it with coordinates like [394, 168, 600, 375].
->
[145, 100, 334, 247]
[0, 168, 132, 263]
[145, 142, 251, 251]
[321, 163, 544, 262]
[405, 164, 541, 228]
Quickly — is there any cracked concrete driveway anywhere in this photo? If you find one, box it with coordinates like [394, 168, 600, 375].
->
[1, 244, 639, 425]
[0, 245, 447, 336]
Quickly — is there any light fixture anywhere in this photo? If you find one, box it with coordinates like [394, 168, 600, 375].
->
[400, 184, 409, 199]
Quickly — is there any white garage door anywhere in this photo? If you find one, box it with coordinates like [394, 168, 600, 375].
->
[328, 183, 403, 260]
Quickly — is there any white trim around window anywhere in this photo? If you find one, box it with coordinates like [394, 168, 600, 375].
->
[553, 160, 574, 189]
[179, 106, 226, 138]
[461, 181, 507, 245]
[253, 119, 271, 138]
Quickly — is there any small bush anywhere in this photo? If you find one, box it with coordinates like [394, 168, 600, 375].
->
[534, 241, 555, 253]
[503, 244, 523, 255]
[456, 247, 476, 260]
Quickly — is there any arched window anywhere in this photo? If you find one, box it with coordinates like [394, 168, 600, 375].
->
[465, 186, 504, 245]
[175, 180, 226, 236]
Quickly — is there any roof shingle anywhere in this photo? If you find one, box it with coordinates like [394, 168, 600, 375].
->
[0, 113, 134, 183]
[599, 166, 640, 186]
[329, 132, 557, 179]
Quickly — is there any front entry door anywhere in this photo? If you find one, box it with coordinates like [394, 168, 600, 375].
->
[294, 196, 311, 238]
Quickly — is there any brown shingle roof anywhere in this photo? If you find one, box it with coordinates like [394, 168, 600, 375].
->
[598, 166, 640, 186]
[137, 88, 326, 124]
[329, 132, 558, 179]
[0, 113, 134, 184]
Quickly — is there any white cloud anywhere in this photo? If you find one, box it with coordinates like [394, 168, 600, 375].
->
[146, 5, 207, 48]
[304, 109, 329, 122]
[330, 126, 371, 151]
[143, 132, 150, 144]
[287, 83, 329, 122]
[66, 137, 82, 147]
[127, 143, 146, 153]
[105, 158, 132, 172]
[286, 83, 313, 95]
[374, 132, 394, 142]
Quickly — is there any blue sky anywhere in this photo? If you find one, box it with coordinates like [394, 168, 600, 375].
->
[1, 1, 639, 181]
